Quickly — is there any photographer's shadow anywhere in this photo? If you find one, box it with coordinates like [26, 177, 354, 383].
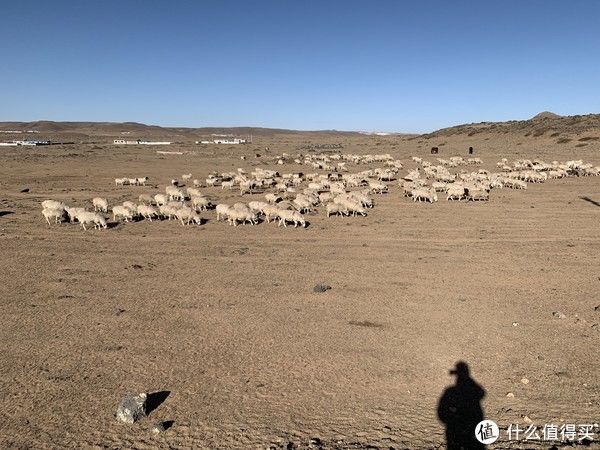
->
[437, 361, 486, 449]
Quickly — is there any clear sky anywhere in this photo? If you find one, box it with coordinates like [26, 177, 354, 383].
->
[1, 1, 599, 132]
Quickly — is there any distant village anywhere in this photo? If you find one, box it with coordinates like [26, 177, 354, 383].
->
[0, 130, 250, 146]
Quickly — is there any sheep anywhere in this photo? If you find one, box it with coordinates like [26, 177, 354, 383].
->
[446, 185, 466, 201]
[412, 188, 438, 203]
[77, 211, 107, 230]
[42, 207, 66, 225]
[176, 206, 202, 225]
[181, 173, 192, 181]
[137, 204, 158, 221]
[277, 209, 306, 228]
[326, 203, 347, 217]
[112, 205, 134, 222]
[92, 197, 108, 213]
[138, 193, 154, 205]
[221, 180, 235, 190]
[227, 208, 257, 226]
[186, 187, 202, 198]
[41, 200, 65, 211]
[248, 201, 269, 214]
[159, 204, 180, 220]
[65, 206, 87, 223]
[127, 178, 138, 186]
[122, 201, 138, 213]
[192, 179, 202, 187]
[467, 189, 490, 201]
[191, 195, 211, 211]
[135, 176, 149, 186]
[265, 193, 282, 204]
[115, 178, 128, 186]
[165, 185, 185, 201]
[262, 204, 281, 223]
[154, 194, 168, 206]
[206, 177, 218, 187]
[215, 204, 231, 221]
[368, 181, 388, 194]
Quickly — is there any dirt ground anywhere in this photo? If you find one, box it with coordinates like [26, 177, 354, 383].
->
[0, 133, 599, 449]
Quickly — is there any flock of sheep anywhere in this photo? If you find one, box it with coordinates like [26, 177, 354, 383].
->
[39, 151, 599, 231]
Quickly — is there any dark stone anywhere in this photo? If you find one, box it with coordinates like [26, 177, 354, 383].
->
[20, 188, 29, 193]
[313, 284, 332, 293]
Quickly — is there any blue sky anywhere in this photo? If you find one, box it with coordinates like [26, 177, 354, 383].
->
[1, 1, 599, 132]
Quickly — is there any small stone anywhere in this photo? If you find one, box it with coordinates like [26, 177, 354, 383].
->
[521, 377, 529, 385]
[512, 322, 519, 327]
[151, 422, 165, 434]
[552, 311, 567, 319]
[591, 323, 599, 331]
[116, 392, 147, 424]
[313, 284, 331, 293]
[594, 305, 600, 312]
[522, 415, 533, 424]
[20, 188, 29, 193]
[506, 392, 515, 398]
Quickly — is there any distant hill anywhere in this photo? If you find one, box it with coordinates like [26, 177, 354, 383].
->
[423, 112, 600, 139]
[0, 121, 369, 142]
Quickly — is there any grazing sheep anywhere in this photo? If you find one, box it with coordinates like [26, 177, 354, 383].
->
[137, 204, 158, 221]
[181, 173, 192, 181]
[186, 187, 202, 197]
[65, 206, 86, 223]
[265, 193, 282, 204]
[222, 180, 234, 190]
[128, 178, 138, 186]
[115, 178, 128, 186]
[412, 188, 438, 203]
[92, 197, 108, 213]
[227, 208, 257, 226]
[139, 193, 154, 205]
[192, 179, 202, 187]
[326, 203, 347, 217]
[77, 211, 107, 230]
[446, 185, 466, 201]
[42, 207, 66, 225]
[176, 206, 201, 225]
[154, 194, 168, 206]
[113, 205, 134, 222]
[277, 209, 306, 228]
[122, 201, 138, 213]
[191, 195, 211, 211]
[159, 204, 180, 220]
[135, 176, 149, 186]
[467, 189, 490, 201]
[41, 200, 65, 211]
[215, 204, 231, 221]
[166, 185, 185, 201]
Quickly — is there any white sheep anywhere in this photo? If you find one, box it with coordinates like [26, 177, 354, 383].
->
[113, 205, 134, 222]
[65, 206, 87, 223]
[77, 211, 107, 230]
[215, 204, 231, 221]
[41, 200, 65, 211]
[42, 207, 66, 225]
[165, 185, 185, 201]
[92, 197, 108, 213]
[221, 180, 234, 190]
[115, 178, 128, 186]
[326, 203, 347, 217]
[135, 176, 149, 186]
[181, 173, 192, 181]
[412, 188, 438, 203]
[227, 208, 257, 226]
[138, 194, 154, 204]
[176, 206, 201, 225]
[137, 204, 158, 221]
[277, 209, 306, 228]
[265, 193, 282, 204]
[191, 195, 211, 211]
[154, 194, 168, 206]
[446, 185, 466, 201]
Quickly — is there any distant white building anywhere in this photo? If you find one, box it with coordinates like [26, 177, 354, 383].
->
[114, 139, 171, 145]
[196, 138, 247, 144]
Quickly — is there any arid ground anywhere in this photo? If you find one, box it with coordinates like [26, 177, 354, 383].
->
[0, 128, 599, 449]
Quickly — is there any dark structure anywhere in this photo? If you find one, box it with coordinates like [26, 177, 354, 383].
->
[431, 146, 439, 154]
[468, 146, 474, 155]
[437, 362, 486, 450]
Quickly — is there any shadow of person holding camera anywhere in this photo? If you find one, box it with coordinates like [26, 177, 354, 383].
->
[437, 361, 486, 449]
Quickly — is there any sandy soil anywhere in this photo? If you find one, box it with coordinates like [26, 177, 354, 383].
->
[0, 133, 599, 449]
